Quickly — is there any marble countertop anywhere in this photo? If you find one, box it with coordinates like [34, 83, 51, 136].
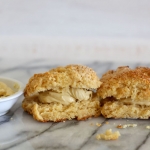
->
[1, 59, 150, 150]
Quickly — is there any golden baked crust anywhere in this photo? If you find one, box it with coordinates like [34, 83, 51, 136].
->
[101, 99, 150, 119]
[22, 96, 101, 122]
[97, 66, 150, 101]
[24, 65, 101, 97]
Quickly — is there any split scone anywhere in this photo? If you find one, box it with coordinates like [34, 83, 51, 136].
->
[97, 66, 150, 119]
[22, 65, 101, 122]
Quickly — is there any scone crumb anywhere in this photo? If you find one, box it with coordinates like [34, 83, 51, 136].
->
[96, 129, 120, 140]
[90, 123, 93, 126]
[146, 126, 150, 129]
[117, 124, 137, 129]
[63, 121, 65, 123]
[130, 124, 137, 127]
[96, 123, 101, 127]
[105, 121, 109, 124]
[117, 124, 127, 129]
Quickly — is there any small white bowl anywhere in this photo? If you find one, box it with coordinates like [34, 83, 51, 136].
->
[0, 77, 24, 116]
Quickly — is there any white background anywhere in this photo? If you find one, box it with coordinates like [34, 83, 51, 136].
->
[0, 0, 150, 62]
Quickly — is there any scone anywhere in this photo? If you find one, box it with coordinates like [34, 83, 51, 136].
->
[22, 64, 101, 122]
[97, 66, 150, 119]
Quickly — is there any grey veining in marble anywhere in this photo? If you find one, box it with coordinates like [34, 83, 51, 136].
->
[1, 59, 150, 150]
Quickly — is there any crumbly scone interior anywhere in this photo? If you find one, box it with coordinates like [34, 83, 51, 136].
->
[100, 97, 150, 119]
[22, 91, 101, 122]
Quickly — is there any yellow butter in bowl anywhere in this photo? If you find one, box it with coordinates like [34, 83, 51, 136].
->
[0, 81, 14, 97]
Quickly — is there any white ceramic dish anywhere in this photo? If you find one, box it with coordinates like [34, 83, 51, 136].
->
[0, 77, 24, 116]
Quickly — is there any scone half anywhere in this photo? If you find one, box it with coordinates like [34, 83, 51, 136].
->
[22, 64, 101, 122]
[97, 66, 150, 119]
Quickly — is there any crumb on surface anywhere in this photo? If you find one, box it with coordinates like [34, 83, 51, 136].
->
[117, 124, 127, 129]
[105, 121, 109, 124]
[128, 124, 137, 127]
[146, 126, 150, 129]
[96, 123, 101, 127]
[117, 124, 137, 129]
[96, 129, 120, 140]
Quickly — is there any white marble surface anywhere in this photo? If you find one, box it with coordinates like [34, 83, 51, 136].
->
[1, 59, 150, 150]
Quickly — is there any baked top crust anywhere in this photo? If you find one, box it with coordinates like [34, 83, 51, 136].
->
[24, 64, 101, 97]
[97, 66, 150, 101]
